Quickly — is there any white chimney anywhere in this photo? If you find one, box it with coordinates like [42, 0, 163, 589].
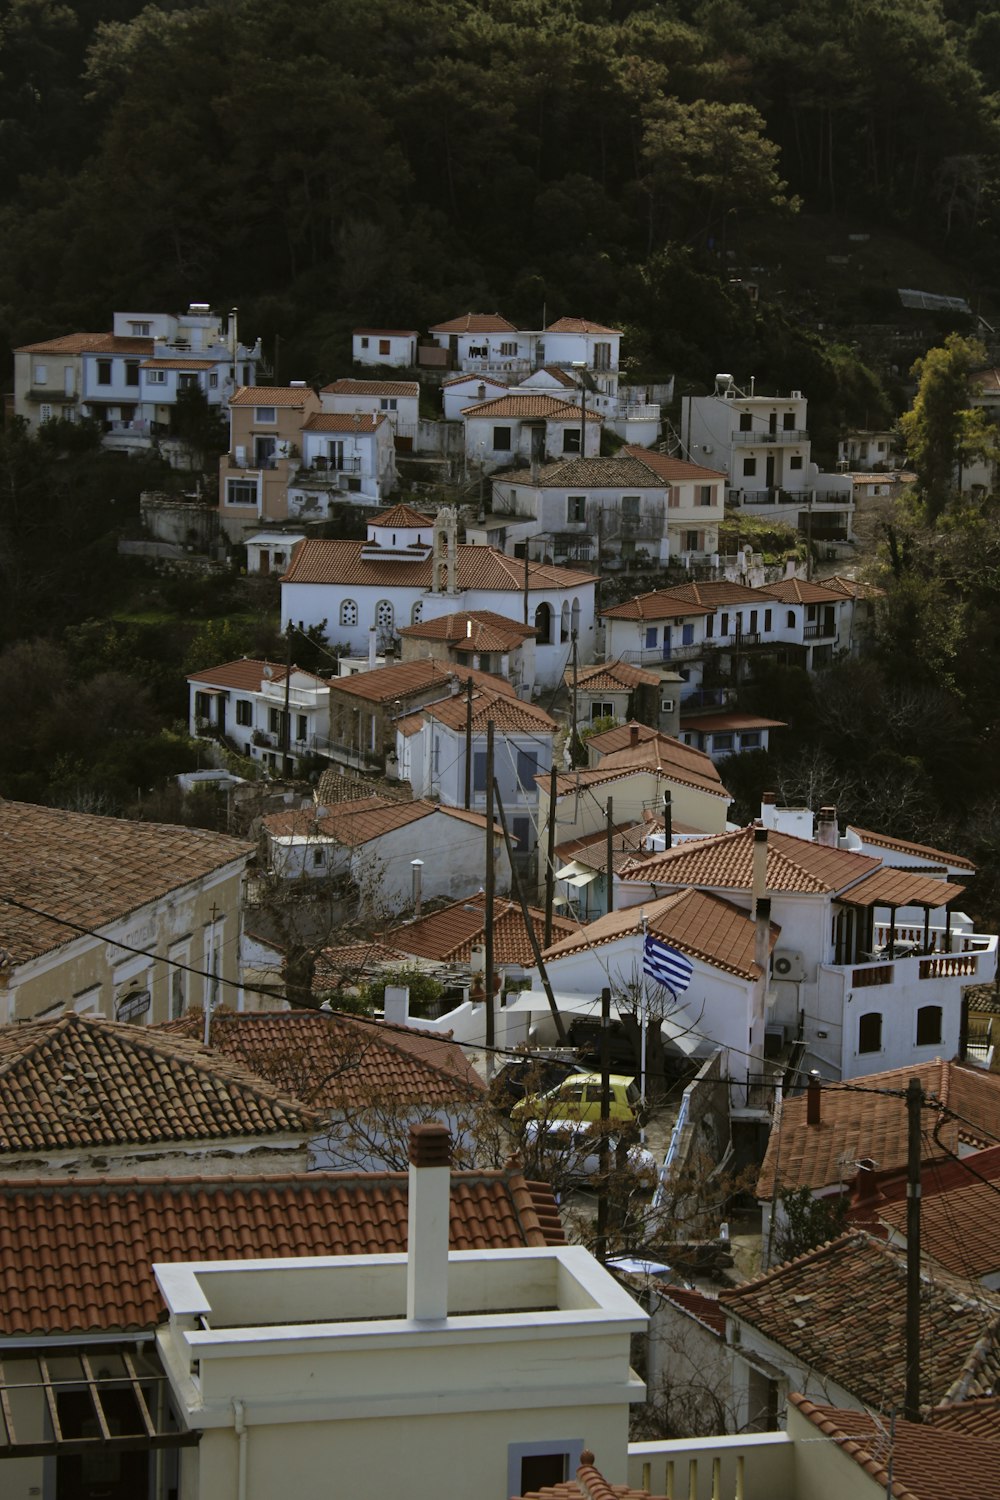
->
[407, 1123, 451, 1321]
[816, 806, 838, 847]
[383, 984, 409, 1025]
[752, 827, 768, 917]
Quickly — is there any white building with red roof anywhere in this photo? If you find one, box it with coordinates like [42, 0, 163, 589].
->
[320, 378, 420, 447]
[461, 391, 603, 470]
[351, 327, 419, 367]
[427, 311, 532, 376]
[187, 658, 332, 774]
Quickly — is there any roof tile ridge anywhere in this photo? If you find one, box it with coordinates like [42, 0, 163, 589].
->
[497, 1163, 548, 1246]
[348, 1014, 481, 1094]
[943, 1305, 1000, 1405]
[0, 1012, 75, 1077]
[719, 1229, 867, 1302]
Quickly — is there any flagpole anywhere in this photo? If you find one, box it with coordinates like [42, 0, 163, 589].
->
[639, 909, 648, 1140]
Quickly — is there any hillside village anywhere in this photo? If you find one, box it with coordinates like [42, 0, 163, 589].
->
[1, 297, 998, 1500]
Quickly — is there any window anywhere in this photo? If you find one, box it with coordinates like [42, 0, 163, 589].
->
[39, 403, 53, 422]
[194, 691, 212, 719]
[170, 966, 186, 1021]
[764, 609, 772, 631]
[534, 601, 553, 645]
[591, 701, 615, 722]
[682, 623, 694, 645]
[493, 425, 512, 451]
[340, 599, 358, 627]
[130, 321, 151, 336]
[789, 455, 803, 470]
[236, 700, 252, 727]
[721, 613, 729, 635]
[917, 1005, 943, 1046]
[379, 339, 391, 355]
[411, 601, 423, 624]
[742, 731, 761, 748]
[209, 372, 219, 388]
[379, 398, 398, 411]
[567, 495, 586, 524]
[97, 359, 112, 385]
[562, 428, 581, 454]
[743, 457, 757, 477]
[473, 750, 488, 792]
[500, 341, 517, 356]
[858, 1011, 883, 1054]
[360, 337, 369, 349]
[661, 697, 674, 713]
[787, 610, 795, 628]
[699, 485, 714, 506]
[255, 406, 276, 423]
[178, 373, 198, 389]
[312, 847, 327, 868]
[516, 748, 538, 788]
[560, 601, 570, 643]
[739, 412, 753, 432]
[296, 713, 308, 742]
[226, 479, 257, 507]
[622, 496, 640, 525]
[685, 530, 700, 551]
[147, 368, 167, 385]
[376, 599, 394, 637]
[713, 733, 734, 752]
[269, 706, 282, 734]
[508, 1440, 584, 1498]
[645, 626, 658, 649]
[33, 364, 47, 384]
[705, 614, 714, 639]
[783, 411, 795, 430]
[593, 342, 612, 370]
[125, 361, 140, 388]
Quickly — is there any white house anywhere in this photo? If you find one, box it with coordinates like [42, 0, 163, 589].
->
[321, 378, 420, 450]
[397, 609, 538, 699]
[187, 658, 332, 774]
[352, 327, 419, 367]
[290, 409, 396, 510]
[837, 429, 899, 471]
[677, 710, 785, 760]
[621, 446, 726, 565]
[281, 507, 597, 690]
[681, 376, 854, 543]
[441, 372, 509, 421]
[461, 392, 603, 472]
[427, 311, 532, 377]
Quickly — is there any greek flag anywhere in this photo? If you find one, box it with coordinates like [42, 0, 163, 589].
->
[643, 933, 694, 995]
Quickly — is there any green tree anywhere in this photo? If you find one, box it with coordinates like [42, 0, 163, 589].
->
[899, 333, 996, 521]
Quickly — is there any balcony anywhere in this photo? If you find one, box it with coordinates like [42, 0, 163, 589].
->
[629, 1434, 794, 1500]
[618, 641, 703, 665]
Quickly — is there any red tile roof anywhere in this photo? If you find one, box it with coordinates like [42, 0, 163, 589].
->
[597, 737, 731, 800]
[521, 1452, 664, 1500]
[353, 326, 418, 336]
[263, 796, 498, 849]
[542, 887, 776, 981]
[0, 1166, 565, 1335]
[0, 801, 253, 968]
[622, 445, 726, 483]
[586, 722, 665, 757]
[848, 826, 976, 872]
[370, 502, 435, 528]
[164, 1007, 483, 1109]
[303, 411, 386, 432]
[495, 457, 662, 489]
[927, 1396, 1000, 1437]
[723, 1233, 1000, 1411]
[329, 657, 516, 703]
[398, 609, 536, 650]
[571, 660, 660, 692]
[322, 379, 419, 398]
[442, 373, 507, 389]
[679, 711, 785, 732]
[837, 866, 966, 909]
[865, 1145, 1000, 1281]
[822, 574, 885, 600]
[763, 577, 848, 605]
[186, 657, 327, 691]
[622, 823, 878, 892]
[757, 1060, 1000, 1199]
[16, 333, 154, 355]
[230, 386, 315, 406]
[461, 393, 602, 422]
[139, 356, 216, 369]
[418, 687, 557, 735]
[429, 312, 519, 334]
[389, 893, 576, 966]
[658, 1285, 726, 1335]
[0, 1013, 316, 1153]
[601, 590, 713, 622]
[791, 1394, 1000, 1497]
[545, 317, 620, 334]
[283, 539, 594, 591]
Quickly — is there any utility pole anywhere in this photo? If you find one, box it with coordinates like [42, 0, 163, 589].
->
[570, 633, 579, 763]
[484, 720, 496, 1073]
[606, 795, 615, 914]
[523, 548, 530, 626]
[203, 904, 219, 1047]
[544, 761, 558, 949]
[282, 625, 293, 775]
[596, 985, 612, 1264]
[904, 1076, 923, 1423]
[464, 678, 474, 810]
[493, 780, 567, 1044]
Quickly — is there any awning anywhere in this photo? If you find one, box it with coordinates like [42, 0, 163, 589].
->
[555, 861, 600, 888]
[839, 869, 967, 910]
[505, 990, 702, 1056]
[0, 1342, 199, 1460]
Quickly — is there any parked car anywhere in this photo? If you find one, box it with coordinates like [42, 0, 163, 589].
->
[489, 1054, 586, 1113]
[510, 1071, 644, 1126]
[519, 1119, 657, 1189]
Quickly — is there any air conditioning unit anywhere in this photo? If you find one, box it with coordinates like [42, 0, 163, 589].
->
[772, 950, 806, 982]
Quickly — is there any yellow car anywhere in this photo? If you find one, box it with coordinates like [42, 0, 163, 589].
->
[510, 1072, 642, 1125]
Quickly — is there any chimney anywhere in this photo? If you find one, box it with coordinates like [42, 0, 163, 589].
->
[806, 1070, 822, 1126]
[752, 827, 768, 918]
[411, 858, 424, 917]
[629, 725, 640, 747]
[854, 1157, 878, 1202]
[368, 626, 377, 669]
[816, 806, 838, 847]
[407, 1123, 452, 1321]
[760, 791, 777, 830]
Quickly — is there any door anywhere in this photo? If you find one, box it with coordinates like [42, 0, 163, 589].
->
[768, 412, 777, 436]
[765, 455, 775, 487]
[56, 1389, 151, 1500]
[662, 626, 671, 660]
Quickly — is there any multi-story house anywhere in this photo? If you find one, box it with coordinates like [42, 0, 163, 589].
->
[681, 376, 854, 543]
[621, 446, 726, 564]
[837, 429, 899, 470]
[187, 657, 333, 774]
[290, 408, 396, 509]
[426, 311, 532, 377]
[219, 383, 321, 539]
[396, 609, 538, 697]
[461, 392, 603, 471]
[321, 378, 420, 450]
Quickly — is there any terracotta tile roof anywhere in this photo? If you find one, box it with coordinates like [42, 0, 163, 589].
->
[680, 711, 785, 732]
[658, 1285, 726, 1335]
[621, 445, 727, 482]
[838, 866, 967, 909]
[555, 821, 673, 877]
[662, 580, 780, 607]
[282, 538, 594, 591]
[418, 687, 557, 735]
[329, 657, 516, 704]
[370, 502, 435, 527]
[622, 823, 878, 892]
[870, 1147, 1000, 1281]
[848, 826, 976, 872]
[0, 801, 253, 968]
[139, 356, 216, 369]
[461, 394, 602, 421]
[534, 364, 578, 386]
[927, 1396, 1000, 1437]
[757, 1060, 1000, 1199]
[544, 763, 677, 800]
[0, 1166, 564, 1335]
[723, 1233, 1000, 1412]
[570, 660, 660, 692]
[16, 333, 154, 355]
[389, 893, 576, 966]
[302, 410, 386, 432]
[597, 737, 731, 800]
[314, 768, 413, 806]
[587, 722, 664, 757]
[322, 379, 419, 398]
[398, 609, 536, 650]
[353, 326, 418, 336]
[442, 372, 507, 389]
[495, 457, 662, 489]
[763, 577, 848, 605]
[230, 386, 314, 406]
[429, 312, 519, 334]
[822, 573, 885, 600]
[314, 939, 415, 971]
[186, 657, 327, 691]
[601, 589, 713, 622]
[791, 1393, 1000, 1496]
[521, 1451, 664, 1500]
[542, 887, 775, 981]
[0, 1013, 315, 1153]
[263, 796, 497, 848]
[545, 317, 620, 334]
[164, 1007, 483, 1108]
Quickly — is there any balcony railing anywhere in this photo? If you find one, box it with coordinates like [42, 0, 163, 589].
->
[629, 1434, 794, 1500]
[618, 642, 703, 665]
[308, 456, 362, 474]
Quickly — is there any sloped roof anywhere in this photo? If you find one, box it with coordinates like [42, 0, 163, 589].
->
[322, 379, 419, 398]
[838, 866, 966, 909]
[601, 589, 713, 622]
[586, 722, 666, 757]
[230, 386, 314, 406]
[555, 821, 672, 877]
[822, 574, 885, 600]
[0, 801, 253, 969]
[621, 824, 879, 893]
[328, 657, 516, 703]
[0, 1166, 564, 1335]
[186, 657, 328, 691]
[763, 577, 848, 605]
[429, 312, 519, 334]
[927, 1396, 1000, 1437]
[721, 1232, 1000, 1412]
[370, 502, 435, 528]
[353, 326, 418, 336]
[389, 893, 576, 967]
[791, 1395, 1000, 1500]
[263, 796, 498, 849]
[570, 660, 660, 692]
[302, 411, 386, 432]
[283, 539, 595, 591]
[461, 394, 602, 421]
[417, 688, 557, 734]
[621, 445, 727, 483]
[16, 333, 154, 356]
[757, 1060, 1000, 1198]
[521, 1452, 664, 1500]
[597, 736, 731, 800]
[0, 1014, 315, 1152]
[441, 373, 507, 389]
[679, 711, 785, 732]
[397, 609, 536, 650]
[864, 1144, 1000, 1282]
[658, 1285, 726, 1335]
[541, 887, 776, 982]
[495, 457, 663, 490]
[163, 1007, 483, 1108]
[848, 826, 976, 873]
[545, 317, 619, 334]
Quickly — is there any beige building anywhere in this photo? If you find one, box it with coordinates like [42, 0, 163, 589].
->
[0, 800, 253, 1025]
[219, 384, 321, 539]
